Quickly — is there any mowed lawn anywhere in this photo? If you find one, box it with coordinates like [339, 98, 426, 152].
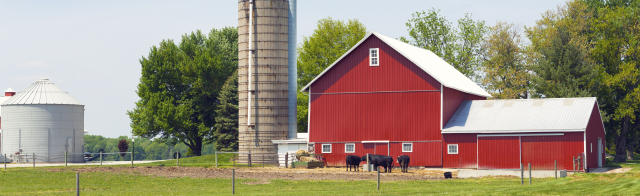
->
[1, 155, 640, 195]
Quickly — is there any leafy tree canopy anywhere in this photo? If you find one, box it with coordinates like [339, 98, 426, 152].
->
[526, 0, 596, 98]
[128, 27, 238, 156]
[480, 22, 533, 99]
[400, 9, 486, 83]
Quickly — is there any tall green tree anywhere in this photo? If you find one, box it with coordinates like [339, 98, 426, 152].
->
[128, 27, 238, 156]
[213, 70, 239, 152]
[527, 0, 596, 98]
[587, 0, 640, 162]
[480, 22, 533, 99]
[400, 9, 487, 83]
[296, 17, 367, 132]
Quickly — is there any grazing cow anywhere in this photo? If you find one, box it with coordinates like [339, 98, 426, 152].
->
[361, 154, 394, 173]
[397, 155, 410, 173]
[345, 155, 361, 171]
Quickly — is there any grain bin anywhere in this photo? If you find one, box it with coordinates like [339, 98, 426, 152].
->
[238, 0, 296, 164]
[0, 78, 84, 163]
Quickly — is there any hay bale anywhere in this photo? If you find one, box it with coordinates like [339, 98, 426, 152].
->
[299, 156, 318, 162]
[296, 150, 309, 155]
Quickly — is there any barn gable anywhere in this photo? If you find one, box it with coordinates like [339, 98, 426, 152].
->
[301, 32, 491, 98]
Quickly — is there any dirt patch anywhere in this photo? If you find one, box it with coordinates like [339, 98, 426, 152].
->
[604, 167, 633, 174]
[590, 167, 633, 174]
[45, 166, 451, 181]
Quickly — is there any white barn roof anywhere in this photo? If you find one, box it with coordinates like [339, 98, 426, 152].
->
[442, 97, 598, 133]
[300, 32, 491, 98]
[1, 78, 84, 106]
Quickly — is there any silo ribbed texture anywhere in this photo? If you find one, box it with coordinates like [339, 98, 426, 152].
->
[238, 0, 289, 163]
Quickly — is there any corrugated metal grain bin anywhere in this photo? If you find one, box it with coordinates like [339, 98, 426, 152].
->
[1, 78, 84, 163]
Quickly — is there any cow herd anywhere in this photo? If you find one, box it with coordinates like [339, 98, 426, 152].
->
[344, 154, 411, 173]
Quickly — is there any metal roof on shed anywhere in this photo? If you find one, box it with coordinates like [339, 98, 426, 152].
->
[1, 78, 84, 106]
[442, 97, 597, 133]
[300, 32, 491, 98]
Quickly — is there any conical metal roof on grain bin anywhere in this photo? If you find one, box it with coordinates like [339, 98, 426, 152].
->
[1, 78, 83, 106]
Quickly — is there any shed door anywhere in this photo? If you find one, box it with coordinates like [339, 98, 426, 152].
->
[521, 136, 564, 170]
[478, 136, 520, 169]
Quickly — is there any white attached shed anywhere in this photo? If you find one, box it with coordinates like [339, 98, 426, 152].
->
[272, 133, 310, 167]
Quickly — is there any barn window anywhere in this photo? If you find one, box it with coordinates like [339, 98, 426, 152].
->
[402, 143, 413, 152]
[369, 48, 379, 66]
[448, 144, 458, 154]
[322, 144, 332, 153]
[345, 143, 355, 153]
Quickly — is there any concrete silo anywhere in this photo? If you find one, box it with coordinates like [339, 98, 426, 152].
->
[238, 0, 297, 163]
[1, 78, 84, 163]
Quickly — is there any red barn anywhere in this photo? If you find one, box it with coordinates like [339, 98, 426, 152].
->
[300, 32, 605, 171]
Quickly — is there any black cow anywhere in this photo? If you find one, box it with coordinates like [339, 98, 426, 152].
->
[397, 155, 410, 173]
[345, 155, 360, 171]
[361, 154, 393, 173]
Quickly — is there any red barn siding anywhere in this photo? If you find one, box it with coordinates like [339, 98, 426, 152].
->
[310, 92, 441, 142]
[309, 35, 443, 143]
[521, 136, 565, 170]
[562, 132, 585, 171]
[478, 136, 521, 169]
[311, 36, 440, 94]
[585, 103, 606, 170]
[442, 87, 487, 128]
[317, 142, 441, 167]
[442, 133, 477, 168]
[316, 143, 374, 167]
[390, 142, 442, 167]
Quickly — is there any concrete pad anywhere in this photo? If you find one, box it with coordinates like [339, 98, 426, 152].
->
[457, 169, 567, 178]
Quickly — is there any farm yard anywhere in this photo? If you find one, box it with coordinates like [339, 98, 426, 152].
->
[1, 154, 640, 195]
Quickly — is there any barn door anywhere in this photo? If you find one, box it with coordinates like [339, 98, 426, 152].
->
[478, 136, 520, 169]
[374, 143, 388, 156]
[521, 136, 564, 170]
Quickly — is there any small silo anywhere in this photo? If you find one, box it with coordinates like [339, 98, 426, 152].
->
[1, 78, 84, 163]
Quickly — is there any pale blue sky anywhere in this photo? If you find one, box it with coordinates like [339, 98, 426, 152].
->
[0, 0, 567, 138]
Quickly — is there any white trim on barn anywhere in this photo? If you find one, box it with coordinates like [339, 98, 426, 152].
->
[477, 133, 565, 137]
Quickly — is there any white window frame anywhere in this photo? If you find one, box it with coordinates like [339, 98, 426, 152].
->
[345, 143, 355, 153]
[402, 143, 413, 152]
[322, 144, 332, 153]
[448, 144, 458, 154]
[369, 48, 379, 66]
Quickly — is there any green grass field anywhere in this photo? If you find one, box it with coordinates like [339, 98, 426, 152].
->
[1, 155, 640, 195]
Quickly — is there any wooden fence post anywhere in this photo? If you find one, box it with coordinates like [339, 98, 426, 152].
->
[285, 152, 288, 168]
[554, 160, 557, 179]
[232, 169, 235, 195]
[377, 169, 380, 190]
[76, 173, 80, 196]
[528, 163, 532, 185]
[521, 163, 524, 185]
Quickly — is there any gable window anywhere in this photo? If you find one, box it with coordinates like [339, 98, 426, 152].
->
[322, 144, 332, 153]
[402, 143, 413, 152]
[345, 143, 355, 153]
[369, 48, 379, 66]
[448, 144, 458, 154]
